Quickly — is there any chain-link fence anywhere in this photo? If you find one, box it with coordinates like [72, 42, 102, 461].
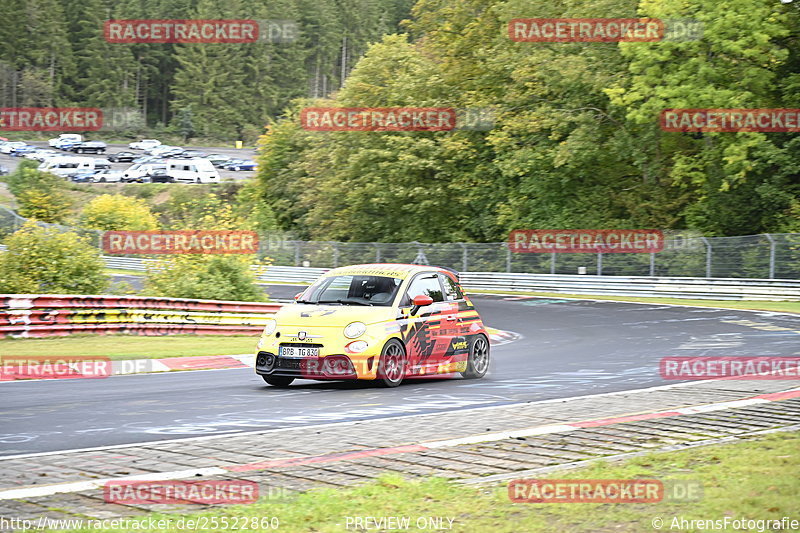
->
[259, 232, 800, 279]
[1, 207, 798, 279]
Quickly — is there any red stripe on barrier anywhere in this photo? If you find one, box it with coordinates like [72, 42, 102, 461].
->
[3, 295, 280, 313]
[0, 323, 263, 339]
[226, 445, 428, 472]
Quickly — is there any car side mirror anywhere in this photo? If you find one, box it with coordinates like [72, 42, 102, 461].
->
[410, 294, 434, 315]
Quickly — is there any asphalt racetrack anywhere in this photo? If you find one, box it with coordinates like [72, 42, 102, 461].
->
[2, 295, 799, 456]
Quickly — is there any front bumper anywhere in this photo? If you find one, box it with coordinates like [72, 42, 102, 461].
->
[255, 351, 378, 380]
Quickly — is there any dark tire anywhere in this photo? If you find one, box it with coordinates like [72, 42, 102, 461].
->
[98, 177, 106, 183]
[377, 339, 406, 387]
[461, 334, 490, 379]
[262, 375, 294, 387]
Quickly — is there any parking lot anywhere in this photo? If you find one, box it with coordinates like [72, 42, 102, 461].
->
[0, 140, 258, 182]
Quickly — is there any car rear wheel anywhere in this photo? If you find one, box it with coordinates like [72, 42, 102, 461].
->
[98, 177, 106, 183]
[461, 334, 490, 379]
[262, 375, 294, 387]
[377, 339, 406, 387]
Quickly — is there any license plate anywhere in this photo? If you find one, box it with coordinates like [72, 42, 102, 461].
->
[280, 346, 320, 358]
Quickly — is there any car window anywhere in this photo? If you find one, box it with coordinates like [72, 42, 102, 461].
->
[439, 273, 464, 301]
[301, 275, 402, 306]
[404, 274, 444, 305]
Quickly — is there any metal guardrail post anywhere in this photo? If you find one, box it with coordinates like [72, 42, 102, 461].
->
[332, 242, 339, 268]
[460, 243, 468, 272]
[701, 237, 712, 278]
[550, 252, 556, 275]
[649, 253, 655, 276]
[505, 243, 511, 273]
[597, 252, 603, 276]
[294, 241, 301, 267]
[374, 244, 381, 263]
[764, 234, 776, 279]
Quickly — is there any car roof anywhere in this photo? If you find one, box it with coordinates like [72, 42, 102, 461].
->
[323, 263, 456, 280]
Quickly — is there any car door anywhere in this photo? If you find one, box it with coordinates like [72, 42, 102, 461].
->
[399, 272, 448, 374]
[438, 272, 473, 362]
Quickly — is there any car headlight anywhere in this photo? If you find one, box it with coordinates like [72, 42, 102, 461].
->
[262, 319, 277, 336]
[344, 321, 366, 339]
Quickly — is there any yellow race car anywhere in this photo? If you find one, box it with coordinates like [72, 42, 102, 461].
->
[255, 263, 490, 387]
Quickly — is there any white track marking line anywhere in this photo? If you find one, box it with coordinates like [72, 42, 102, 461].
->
[1, 382, 797, 461]
[0, 467, 226, 500]
[0, 392, 797, 499]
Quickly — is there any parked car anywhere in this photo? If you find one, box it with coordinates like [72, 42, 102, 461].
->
[224, 159, 257, 171]
[23, 148, 51, 160]
[70, 171, 99, 183]
[179, 150, 208, 158]
[0, 165, 8, 176]
[122, 163, 167, 183]
[28, 149, 60, 162]
[107, 151, 137, 163]
[48, 134, 83, 147]
[0, 141, 27, 154]
[93, 158, 111, 170]
[129, 139, 161, 150]
[132, 155, 161, 164]
[158, 148, 186, 158]
[55, 139, 81, 151]
[165, 158, 220, 183]
[10, 146, 37, 157]
[145, 168, 175, 183]
[147, 145, 179, 156]
[70, 141, 107, 154]
[39, 156, 97, 178]
[205, 154, 232, 168]
[91, 169, 124, 183]
[254, 264, 489, 387]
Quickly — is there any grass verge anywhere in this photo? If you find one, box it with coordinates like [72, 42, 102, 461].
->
[56, 430, 800, 532]
[0, 334, 256, 359]
[468, 289, 800, 315]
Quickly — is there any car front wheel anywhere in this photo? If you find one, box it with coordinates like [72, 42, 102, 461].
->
[377, 339, 406, 387]
[262, 375, 294, 387]
[461, 334, 490, 379]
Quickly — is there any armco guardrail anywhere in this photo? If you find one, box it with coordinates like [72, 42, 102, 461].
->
[0, 295, 282, 339]
[459, 273, 800, 301]
[4, 247, 800, 301]
[102, 256, 328, 284]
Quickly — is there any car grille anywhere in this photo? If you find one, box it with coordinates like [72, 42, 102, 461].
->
[279, 343, 323, 348]
[277, 358, 304, 370]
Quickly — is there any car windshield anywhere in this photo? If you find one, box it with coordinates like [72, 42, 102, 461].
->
[299, 275, 402, 306]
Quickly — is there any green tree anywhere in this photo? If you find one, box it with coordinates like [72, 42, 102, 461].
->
[79, 194, 159, 231]
[143, 255, 265, 301]
[7, 161, 72, 223]
[0, 223, 107, 294]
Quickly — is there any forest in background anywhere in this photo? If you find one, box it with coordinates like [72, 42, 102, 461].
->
[0, 0, 413, 140]
[2, 0, 799, 242]
[256, 0, 800, 241]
